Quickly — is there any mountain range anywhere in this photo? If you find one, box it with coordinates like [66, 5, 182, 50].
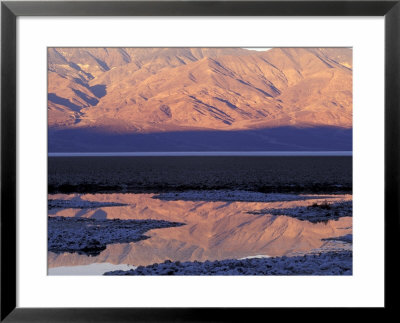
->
[48, 47, 352, 152]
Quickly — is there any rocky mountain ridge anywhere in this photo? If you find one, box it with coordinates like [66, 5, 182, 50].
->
[48, 47, 352, 133]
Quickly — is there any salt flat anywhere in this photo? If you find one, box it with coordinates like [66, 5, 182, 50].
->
[48, 192, 352, 274]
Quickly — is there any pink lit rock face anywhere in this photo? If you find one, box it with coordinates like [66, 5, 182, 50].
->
[48, 193, 352, 269]
[48, 48, 352, 131]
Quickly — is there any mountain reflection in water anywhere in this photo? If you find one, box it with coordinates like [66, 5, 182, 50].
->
[48, 193, 352, 270]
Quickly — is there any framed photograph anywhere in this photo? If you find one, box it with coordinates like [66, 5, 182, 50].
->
[1, 0, 399, 320]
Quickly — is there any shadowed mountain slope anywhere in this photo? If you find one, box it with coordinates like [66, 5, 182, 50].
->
[48, 47, 352, 151]
[49, 126, 352, 152]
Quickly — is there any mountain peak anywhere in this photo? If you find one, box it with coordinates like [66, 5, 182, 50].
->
[48, 47, 352, 132]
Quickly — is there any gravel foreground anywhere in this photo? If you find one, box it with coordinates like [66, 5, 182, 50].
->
[153, 190, 338, 203]
[49, 156, 352, 194]
[104, 251, 352, 276]
[48, 198, 127, 209]
[48, 216, 185, 256]
[248, 200, 352, 223]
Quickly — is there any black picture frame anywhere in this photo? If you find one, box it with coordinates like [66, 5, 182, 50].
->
[1, 0, 399, 321]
